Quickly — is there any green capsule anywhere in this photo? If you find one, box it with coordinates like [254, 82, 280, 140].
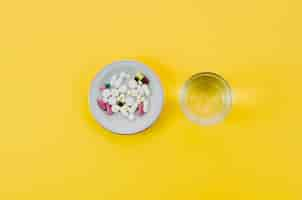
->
[105, 83, 111, 88]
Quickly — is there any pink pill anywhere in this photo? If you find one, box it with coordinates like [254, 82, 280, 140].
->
[97, 99, 107, 111]
[106, 103, 113, 115]
[137, 102, 144, 116]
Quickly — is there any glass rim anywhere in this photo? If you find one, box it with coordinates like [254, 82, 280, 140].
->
[179, 72, 232, 125]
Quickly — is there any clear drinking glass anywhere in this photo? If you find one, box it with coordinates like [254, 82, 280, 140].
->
[180, 72, 232, 125]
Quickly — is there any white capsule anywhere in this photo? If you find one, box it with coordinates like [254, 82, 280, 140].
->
[142, 84, 150, 96]
[128, 113, 135, 120]
[112, 105, 120, 113]
[102, 89, 111, 98]
[119, 85, 127, 93]
[128, 79, 137, 89]
[108, 96, 117, 105]
[125, 96, 135, 106]
[111, 89, 119, 97]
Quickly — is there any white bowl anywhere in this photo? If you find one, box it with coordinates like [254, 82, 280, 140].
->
[89, 61, 164, 135]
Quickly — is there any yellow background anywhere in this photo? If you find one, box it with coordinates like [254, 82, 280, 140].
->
[1, 0, 301, 199]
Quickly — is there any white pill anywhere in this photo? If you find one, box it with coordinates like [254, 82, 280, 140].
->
[121, 104, 128, 112]
[114, 78, 122, 88]
[129, 103, 137, 113]
[130, 89, 138, 97]
[102, 89, 111, 98]
[119, 85, 127, 93]
[138, 80, 143, 85]
[142, 84, 150, 96]
[128, 113, 135, 120]
[118, 93, 124, 98]
[118, 94, 125, 102]
[112, 105, 120, 113]
[111, 89, 119, 97]
[128, 79, 137, 89]
[136, 85, 141, 92]
[137, 87, 145, 96]
[125, 96, 135, 106]
[108, 96, 117, 105]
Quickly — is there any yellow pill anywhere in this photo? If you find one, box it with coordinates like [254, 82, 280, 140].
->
[135, 72, 144, 81]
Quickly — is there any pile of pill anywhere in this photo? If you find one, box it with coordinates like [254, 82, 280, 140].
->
[97, 72, 151, 120]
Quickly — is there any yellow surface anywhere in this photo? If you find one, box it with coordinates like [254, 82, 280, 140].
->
[0, 0, 301, 199]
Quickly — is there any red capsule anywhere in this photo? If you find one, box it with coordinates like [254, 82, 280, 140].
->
[142, 76, 149, 84]
[97, 99, 107, 111]
[137, 102, 144, 116]
[106, 103, 113, 115]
